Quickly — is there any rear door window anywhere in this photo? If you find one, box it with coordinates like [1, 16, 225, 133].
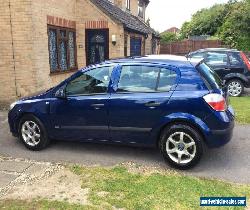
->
[197, 62, 222, 90]
[118, 65, 177, 93]
[206, 52, 228, 66]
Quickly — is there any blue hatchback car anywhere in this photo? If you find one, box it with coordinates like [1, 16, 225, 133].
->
[8, 55, 235, 169]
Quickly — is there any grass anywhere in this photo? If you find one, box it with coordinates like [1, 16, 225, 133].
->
[230, 96, 250, 124]
[70, 165, 250, 210]
[0, 165, 249, 210]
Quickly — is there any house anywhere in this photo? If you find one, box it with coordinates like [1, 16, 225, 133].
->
[0, 0, 160, 105]
[161, 27, 180, 35]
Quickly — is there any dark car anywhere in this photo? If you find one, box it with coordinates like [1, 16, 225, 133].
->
[8, 55, 235, 169]
[187, 48, 250, 97]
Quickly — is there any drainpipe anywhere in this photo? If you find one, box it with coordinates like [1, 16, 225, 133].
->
[8, 0, 18, 98]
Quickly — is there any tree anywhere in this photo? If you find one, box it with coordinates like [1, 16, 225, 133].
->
[179, 0, 250, 51]
[160, 32, 178, 44]
[218, 0, 250, 50]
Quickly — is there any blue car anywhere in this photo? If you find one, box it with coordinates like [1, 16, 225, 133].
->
[8, 55, 235, 169]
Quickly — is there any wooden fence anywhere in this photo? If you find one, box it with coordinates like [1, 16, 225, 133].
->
[160, 40, 225, 55]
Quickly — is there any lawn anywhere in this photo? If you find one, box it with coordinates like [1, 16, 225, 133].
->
[230, 96, 250, 124]
[70, 165, 249, 210]
[0, 165, 249, 210]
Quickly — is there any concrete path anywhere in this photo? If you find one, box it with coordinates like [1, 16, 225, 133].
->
[1, 110, 250, 184]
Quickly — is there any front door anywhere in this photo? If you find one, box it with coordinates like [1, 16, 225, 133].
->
[130, 37, 142, 56]
[50, 65, 114, 141]
[86, 29, 109, 65]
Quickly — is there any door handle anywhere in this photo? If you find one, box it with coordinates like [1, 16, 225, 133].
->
[144, 101, 161, 107]
[91, 104, 105, 108]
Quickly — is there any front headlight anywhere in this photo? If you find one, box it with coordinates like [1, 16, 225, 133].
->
[9, 101, 18, 110]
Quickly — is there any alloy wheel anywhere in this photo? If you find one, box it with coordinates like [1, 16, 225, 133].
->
[166, 132, 197, 164]
[21, 121, 41, 147]
[228, 81, 242, 97]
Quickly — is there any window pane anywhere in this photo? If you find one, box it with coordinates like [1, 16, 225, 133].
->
[229, 53, 242, 66]
[190, 52, 205, 59]
[118, 66, 159, 92]
[48, 29, 58, 71]
[68, 31, 76, 68]
[158, 68, 177, 92]
[59, 40, 67, 70]
[66, 66, 113, 96]
[206, 52, 228, 66]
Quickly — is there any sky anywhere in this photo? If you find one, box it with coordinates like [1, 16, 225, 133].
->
[146, 0, 229, 33]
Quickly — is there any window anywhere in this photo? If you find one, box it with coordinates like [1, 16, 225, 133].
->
[48, 26, 77, 72]
[66, 66, 113, 96]
[190, 52, 206, 59]
[138, 0, 144, 18]
[206, 52, 228, 66]
[126, 0, 130, 10]
[118, 65, 177, 93]
[229, 52, 242, 66]
[198, 62, 222, 90]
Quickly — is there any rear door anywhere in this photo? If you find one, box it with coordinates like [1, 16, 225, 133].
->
[205, 51, 230, 79]
[228, 52, 245, 74]
[109, 64, 178, 145]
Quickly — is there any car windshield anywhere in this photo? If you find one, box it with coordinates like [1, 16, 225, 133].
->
[197, 62, 222, 90]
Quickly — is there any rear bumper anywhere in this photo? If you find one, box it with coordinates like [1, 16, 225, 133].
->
[206, 121, 234, 148]
[245, 76, 250, 87]
[203, 106, 235, 148]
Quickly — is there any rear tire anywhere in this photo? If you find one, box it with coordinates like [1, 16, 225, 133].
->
[227, 79, 244, 97]
[18, 114, 50, 151]
[159, 124, 203, 170]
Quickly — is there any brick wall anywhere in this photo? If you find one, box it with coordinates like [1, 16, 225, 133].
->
[0, 0, 16, 104]
[0, 0, 36, 104]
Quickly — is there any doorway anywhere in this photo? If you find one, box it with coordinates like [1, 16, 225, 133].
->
[86, 29, 109, 65]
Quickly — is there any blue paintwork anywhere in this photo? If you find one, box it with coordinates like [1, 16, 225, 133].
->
[8, 55, 235, 148]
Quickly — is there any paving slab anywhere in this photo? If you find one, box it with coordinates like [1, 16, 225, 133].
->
[0, 161, 31, 173]
[0, 172, 18, 188]
[25, 164, 49, 177]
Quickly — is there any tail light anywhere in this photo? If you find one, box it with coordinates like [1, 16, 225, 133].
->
[203, 93, 226, 112]
[240, 52, 250, 71]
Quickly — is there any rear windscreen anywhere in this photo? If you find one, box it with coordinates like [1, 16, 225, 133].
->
[197, 62, 222, 90]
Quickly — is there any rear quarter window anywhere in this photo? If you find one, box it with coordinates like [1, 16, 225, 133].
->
[197, 62, 222, 90]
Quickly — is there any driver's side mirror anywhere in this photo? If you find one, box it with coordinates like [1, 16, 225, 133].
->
[55, 86, 67, 99]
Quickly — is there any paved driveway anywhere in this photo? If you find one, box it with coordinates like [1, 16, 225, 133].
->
[1, 111, 250, 184]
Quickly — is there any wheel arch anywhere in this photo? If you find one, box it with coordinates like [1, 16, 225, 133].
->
[154, 115, 209, 148]
[224, 74, 248, 87]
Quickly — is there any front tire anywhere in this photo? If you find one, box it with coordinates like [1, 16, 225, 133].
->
[159, 124, 203, 169]
[227, 79, 244, 97]
[18, 115, 50, 151]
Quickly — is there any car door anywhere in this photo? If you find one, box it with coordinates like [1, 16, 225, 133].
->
[49, 65, 115, 141]
[109, 64, 178, 145]
[228, 52, 245, 74]
[205, 51, 230, 79]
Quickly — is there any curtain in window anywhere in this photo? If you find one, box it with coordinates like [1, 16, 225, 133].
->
[59, 30, 67, 70]
[68, 32, 76, 68]
[48, 29, 58, 71]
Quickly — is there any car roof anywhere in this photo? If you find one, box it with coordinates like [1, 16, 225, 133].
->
[104, 54, 202, 69]
[191, 48, 240, 53]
